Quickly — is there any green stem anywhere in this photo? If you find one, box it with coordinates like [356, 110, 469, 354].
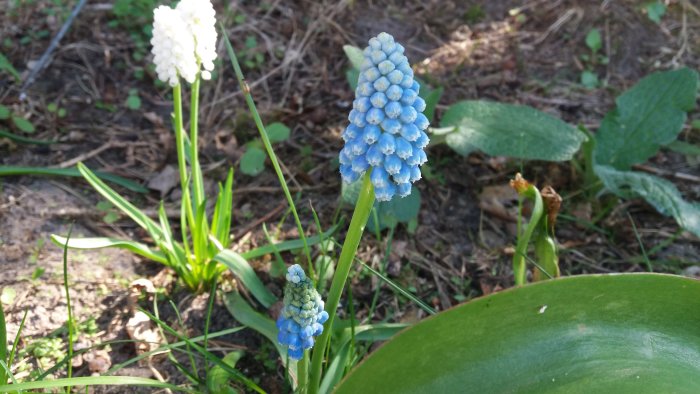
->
[222, 30, 314, 275]
[308, 173, 375, 394]
[189, 75, 205, 209]
[62, 225, 75, 393]
[0, 299, 6, 386]
[298, 351, 308, 393]
[173, 85, 195, 232]
[513, 186, 543, 286]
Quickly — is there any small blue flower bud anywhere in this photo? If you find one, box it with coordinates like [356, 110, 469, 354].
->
[400, 123, 420, 142]
[362, 124, 381, 144]
[411, 80, 420, 92]
[397, 181, 412, 197]
[373, 76, 390, 92]
[400, 88, 417, 105]
[378, 133, 396, 155]
[342, 124, 361, 141]
[384, 101, 402, 118]
[370, 166, 391, 188]
[360, 58, 373, 71]
[397, 63, 413, 77]
[354, 97, 371, 113]
[339, 147, 353, 164]
[380, 118, 402, 134]
[371, 50, 387, 64]
[365, 145, 384, 166]
[400, 74, 413, 88]
[378, 60, 396, 75]
[410, 166, 422, 182]
[395, 43, 405, 53]
[352, 156, 369, 173]
[370, 92, 388, 108]
[386, 85, 403, 101]
[395, 137, 413, 159]
[393, 163, 411, 184]
[366, 107, 385, 125]
[384, 154, 402, 175]
[387, 70, 404, 84]
[350, 138, 368, 156]
[388, 51, 406, 65]
[416, 131, 429, 149]
[340, 164, 359, 182]
[288, 347, 303, 360]
[357, 82, 374, 97]
[364, 67, 381, 82]
[412, 96, 426, 112]
[369, 37, 381, 50]
[415, 113, 430, 131]
[375, 183, 396, 202]
[399, 106, 417, 124]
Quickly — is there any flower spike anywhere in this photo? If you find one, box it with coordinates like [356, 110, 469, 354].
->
[340, 32, 429, 201]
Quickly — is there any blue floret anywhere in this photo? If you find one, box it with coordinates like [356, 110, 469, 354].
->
[339, 32, 430, 201]
[277, 264, 329, 360]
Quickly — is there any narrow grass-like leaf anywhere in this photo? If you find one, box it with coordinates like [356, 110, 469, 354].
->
[0, 166, 148, 193]
[359, 262, 436, 315]
[0, 52, 20, 81]
[0, 376, 194, 393]
[239, 223, 339, 260]
[62, 225, 76, 387]
[342, 45, 365, 69]
[214, 250, 277, 307]
[7, 309, 27, 374]
[77, 162, 162, 237]
[50, 235, 168, 264]
[0, 301, 6, 385]
[0, 129, 55, 145]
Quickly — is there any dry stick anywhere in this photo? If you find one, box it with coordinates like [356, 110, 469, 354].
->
[19, 0, 88, 100]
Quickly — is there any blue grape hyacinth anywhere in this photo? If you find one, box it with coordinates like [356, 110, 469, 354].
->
[276, 264, 329, 360]
[340, 32, 429, 201]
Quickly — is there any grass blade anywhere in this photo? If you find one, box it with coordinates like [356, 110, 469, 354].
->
[0, 300, 6, 385]
[213, 250, 277, 308]
[359, 262, 436, 315]
[62, 225, 75, 390]
[240, 223, 339, 260]
[0, 376, 194, 392]
[76, 162, 162, 236]
[50, 235, 168, 264]
[0, 165, 148, 193]
[0, 129, 55, 145]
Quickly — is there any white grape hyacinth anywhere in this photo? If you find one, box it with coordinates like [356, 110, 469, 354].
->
[176, 0, 218, 81]
[150, 0, 218, 86]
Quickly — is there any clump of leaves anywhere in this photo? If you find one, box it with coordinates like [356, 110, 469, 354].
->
[580, 28, 608, 89]
[0, 104, 36, 134]
[644, 0, 666, 24]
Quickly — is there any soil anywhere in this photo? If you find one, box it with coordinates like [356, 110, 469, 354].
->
[1, 0, 699, 392]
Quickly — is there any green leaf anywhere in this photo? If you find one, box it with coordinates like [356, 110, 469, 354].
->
[342, 45, 365, 70]
[266, 122, 290, 143]
[594, 164, 700, 237]
[240, 147, 266, 176]
[580, 70, 599, 89]
[646, 1, 666, 24]
[585, 28, 602, 53]
[343, 179, 421, 230]
[0, 166, 148, 193]
[0, 105, 10, 120]
[0, 376, 194, 393]
[239, 223, 339, 260]
[213, 250, 277, 308]
[421, 86, 443, 122]
[337, 274, 700, 393]
[593, 68, 698, 169]
[11, 116, 35, 133]
[346, 68, 360, 91]
[50, 235, 168, 264]
[0, 52, 20, 81]
[207, 351, 244, 394]
[0, 301, 5, 385]
[125, 93, 142, 110]
[0, 129, 55, 145]
[440, 100, 585, 161]
[666, 140, 700, 157]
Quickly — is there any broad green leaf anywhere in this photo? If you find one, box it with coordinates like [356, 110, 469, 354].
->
[125, 93, 141, 110]
[266, 122, 290, 143]
[580, 70, 599, 89]
[594, 164, 700, 237]
[594, 68, 698, 169]
[0, 105, 9, 120]
[337, 274, 700, 394]
[346, 68, 360, 91]
[207, 351, 244, 394]
[440, 100, 585, 161]
[585, 28, 602, 53]
[50, 235, 168, 264]
[240, 147, 266, 176]
[11, 115, 35, 133]
[0, 166, 148, 193]
[213, 250, 277, 308]
[342, 45, 365, 70]
[0, 52, 20, 81]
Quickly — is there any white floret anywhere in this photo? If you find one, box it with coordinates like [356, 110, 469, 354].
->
[176, 0, 218, 79]
[151, 5, 198, 86]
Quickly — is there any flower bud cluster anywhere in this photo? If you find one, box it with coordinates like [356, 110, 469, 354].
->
[339, 32, 429, 201]
[276, 265, 329, 360]
[151, 0, 218, 86]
